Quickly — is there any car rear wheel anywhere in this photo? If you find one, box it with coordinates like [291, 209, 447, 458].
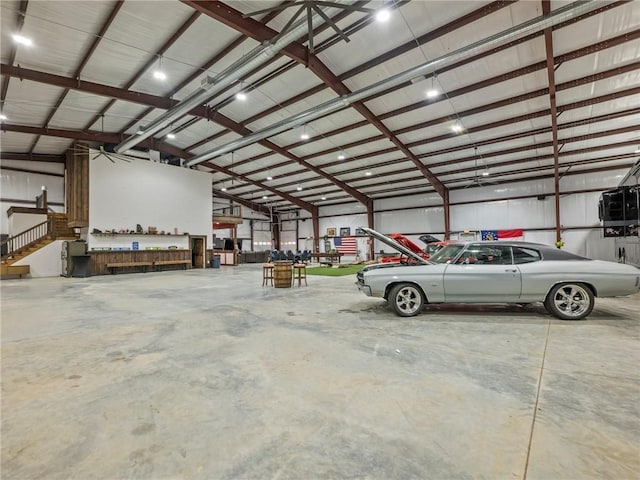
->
[389, 283, 424, 317]
[544, 283, 594, 320]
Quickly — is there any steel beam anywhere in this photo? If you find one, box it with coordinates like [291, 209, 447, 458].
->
[0, 63, 370, 207]
[1, 0, 28, 111]
[0, 122, 316, 212]
[543, 0, 563, 244]
[183, 0, 448, 197]
[205, 2, 625, 158]
[29, 1, 123, 153]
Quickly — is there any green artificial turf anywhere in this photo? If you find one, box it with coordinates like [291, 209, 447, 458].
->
[305, 264, 367, 276]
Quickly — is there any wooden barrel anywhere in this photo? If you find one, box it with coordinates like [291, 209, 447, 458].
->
[273, 261, 292, 288]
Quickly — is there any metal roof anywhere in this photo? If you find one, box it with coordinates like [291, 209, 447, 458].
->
[1, 0, 638, 212]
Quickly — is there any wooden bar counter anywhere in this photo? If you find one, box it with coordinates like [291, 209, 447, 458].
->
[89, 250, 191, 275]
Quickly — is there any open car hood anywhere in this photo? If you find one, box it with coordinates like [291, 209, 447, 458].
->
[358, 226, 431, 265]
[419, 234, 441, 245]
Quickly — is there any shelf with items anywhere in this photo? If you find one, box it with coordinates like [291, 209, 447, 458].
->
[90, 233, 188, 237]
[89, 230, 191, 254]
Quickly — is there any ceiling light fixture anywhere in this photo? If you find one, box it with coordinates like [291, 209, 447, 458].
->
[300, 125, 310, 140]
[12, 34, 32, 46]
[296, 185, 303, 191]
[426, 75, 439, 98]
[338, 151, 345, 160]
[235, 81, 247, 101]
[166, 133, 176, 140]
[321, 196, 327, 200]
[262, 195, 268, 199]
[153, 56, 166, 81]
[482, 170, 490, 177]
[365, 171, 372, 176]
[266, 175, 273, 180]
[451, 124, 463, 133]
[635, 146, 640, 154]
[376, 9, 390, 22]
[0, 113, 7, 121]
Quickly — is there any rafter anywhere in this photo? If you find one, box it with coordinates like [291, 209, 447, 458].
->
[28, 1, 123, 154]
[224, 84, 640, 188]
[217, 32, 639, 173]
[182, 0, 447, 198]
[0, 63, 370, 207]
[0, 0, 28, 112]
[0, 122, 316, 212]
[81, 10, 201, 134]
[193, 1, 624, 161]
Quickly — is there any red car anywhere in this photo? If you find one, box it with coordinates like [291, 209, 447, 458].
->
[380, 234, 458, 263]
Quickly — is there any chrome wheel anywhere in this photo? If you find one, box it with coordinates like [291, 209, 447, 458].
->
[389, 283, 424, 317]
[545, 283, 594, 320]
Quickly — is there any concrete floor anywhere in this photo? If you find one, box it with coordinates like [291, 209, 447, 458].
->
[1, 265, 639, 479]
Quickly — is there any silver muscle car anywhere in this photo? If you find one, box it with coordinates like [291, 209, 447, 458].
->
[356, 227, 640, 320]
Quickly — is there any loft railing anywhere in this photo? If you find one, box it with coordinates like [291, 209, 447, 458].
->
[0, 218, 54, 261]
[213, 205, 242, 217]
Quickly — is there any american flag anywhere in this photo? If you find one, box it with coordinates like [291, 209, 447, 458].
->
[334, 236, 358, 255]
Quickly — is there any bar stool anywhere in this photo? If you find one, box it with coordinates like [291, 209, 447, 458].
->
[292, 263, 307, 287]
[262, 263, 274, 286]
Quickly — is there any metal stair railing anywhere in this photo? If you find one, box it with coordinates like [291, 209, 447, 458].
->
[1, 218, 54, 262]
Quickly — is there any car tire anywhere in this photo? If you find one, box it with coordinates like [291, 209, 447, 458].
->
[389, 283, 425, 317]
[544, 283, 594, 320]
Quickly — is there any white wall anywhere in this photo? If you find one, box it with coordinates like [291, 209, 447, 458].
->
[7, 212, 47, 239]
[12, 240, 65, 278]
[1, 160, 65, 235]
[89, 156, 212, 250]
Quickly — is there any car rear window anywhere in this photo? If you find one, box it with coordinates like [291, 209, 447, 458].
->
[513, 246, 541, 264]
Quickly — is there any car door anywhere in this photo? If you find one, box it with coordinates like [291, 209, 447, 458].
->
[443, 244, 522, 302]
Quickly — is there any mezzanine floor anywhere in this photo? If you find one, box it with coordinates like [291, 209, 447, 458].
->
[1, 265, 638, 479]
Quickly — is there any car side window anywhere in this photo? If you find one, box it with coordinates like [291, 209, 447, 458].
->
[469, 244, 513, 265]
[513, 246, 541, 264]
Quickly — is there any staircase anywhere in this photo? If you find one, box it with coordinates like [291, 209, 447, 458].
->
[1, 213, 79, 266]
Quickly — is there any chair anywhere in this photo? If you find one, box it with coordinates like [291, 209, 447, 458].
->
[292, 263, 307, 286]
[262, 263, 274, 286]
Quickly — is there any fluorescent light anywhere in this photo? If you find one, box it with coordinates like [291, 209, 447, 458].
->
[262, 195, 268, 199]
[635, 146, 640, 153]
[426, 89, 439, 98]
[338, 152, 345, 160]
[321, 196, 327, 200]
[376, 9, 390, 22]
[12, 34, 32, 46]
[221, 187, 227, 191]
[266, 175, 273, 180]
[451, 124, 463, 133]
[365, 171, 372, 176]
[0, 114, 7, 121]
[482, 171, 490, 177]
[153, 70, 166, 80]
[166, 133, 176, 139]
[296, 185, 303, 191]
[235, 92, 247, 101]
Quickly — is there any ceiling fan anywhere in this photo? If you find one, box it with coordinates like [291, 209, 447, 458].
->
[463, 147, 496, 188]
[68, 143, 142, 163]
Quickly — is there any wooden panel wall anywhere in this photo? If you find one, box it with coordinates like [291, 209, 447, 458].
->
[66, 143, 89, 227]
[89, 250, 191, 275]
